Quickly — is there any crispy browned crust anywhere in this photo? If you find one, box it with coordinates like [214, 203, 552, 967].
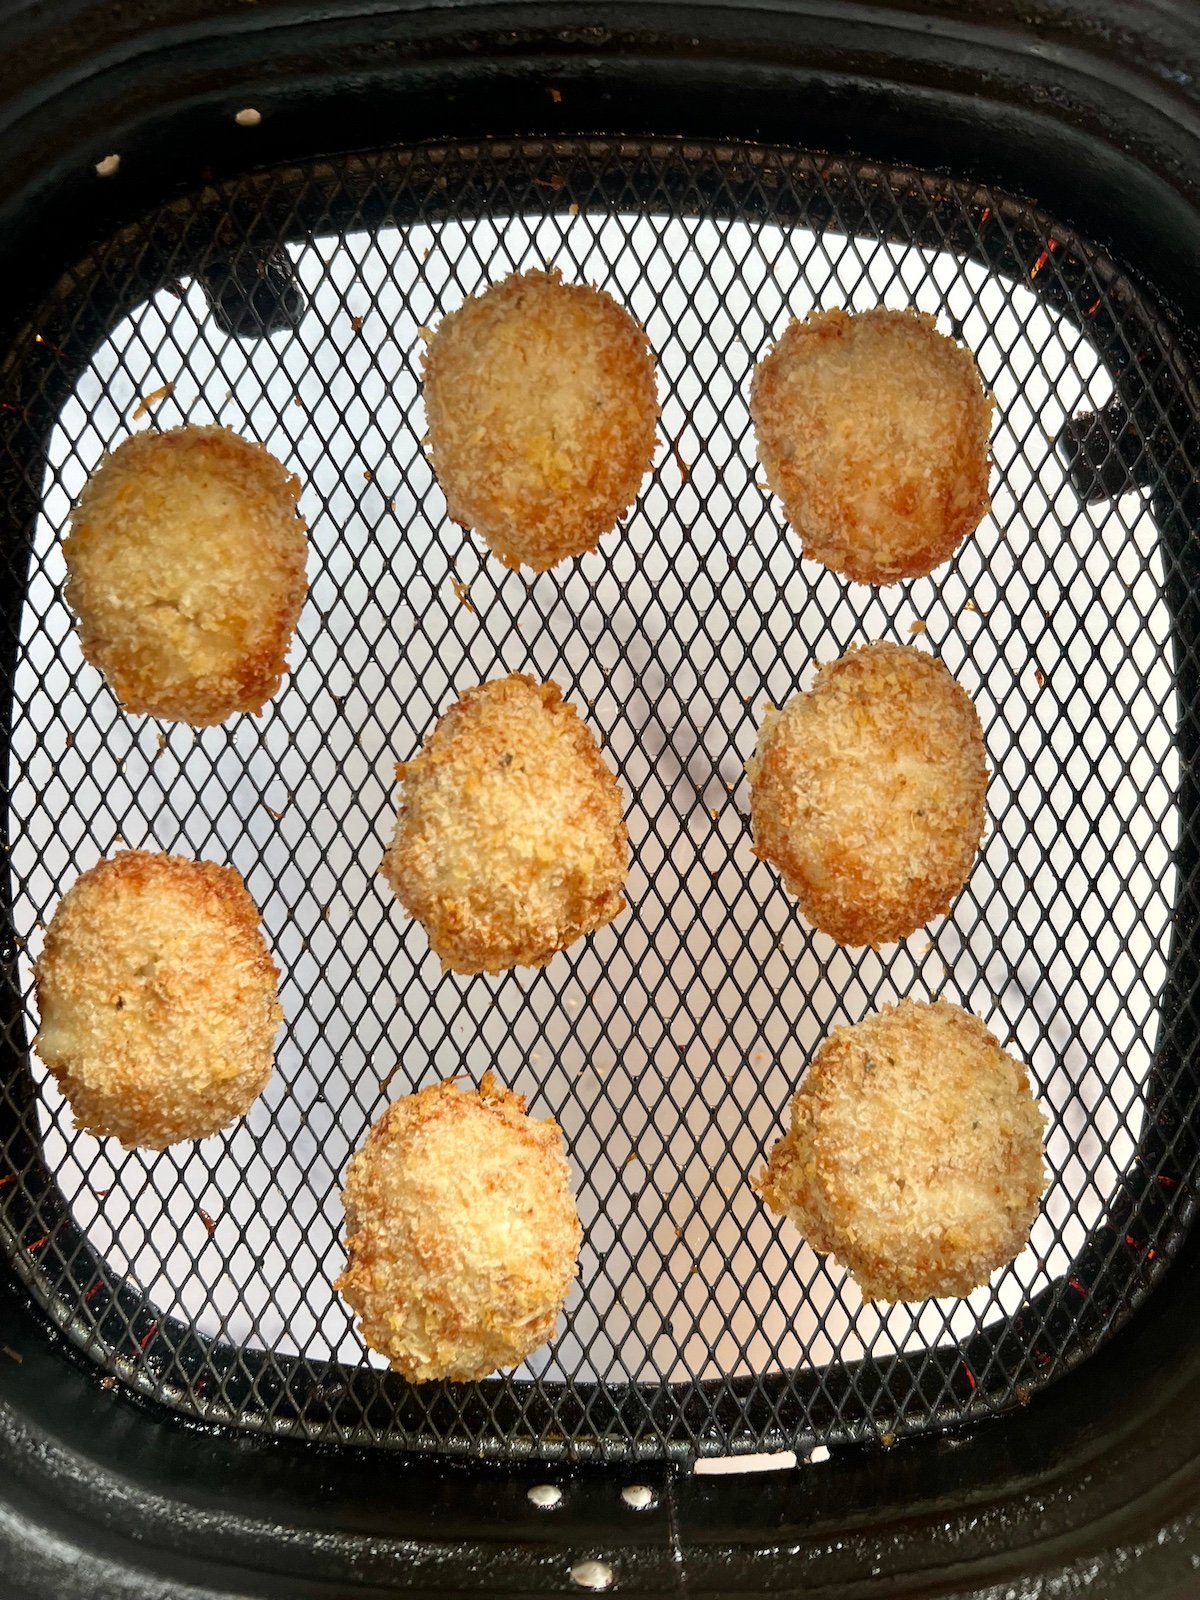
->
[335, 1074, 582, 1382]
[33, 850, 282, 1150]
[746, 642, 988, 946]
[64, 424, 308, 725]
[422, 268, 659, 572]
[756, 1000, 1047, 1301]
[749, 307, 994, 584]
[380, 672, 630, 974]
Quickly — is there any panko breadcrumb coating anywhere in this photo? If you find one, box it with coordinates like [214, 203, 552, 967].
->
[64, 424, 308, 725]
[34, 851, 282, 1150]
[336, 1074, 581, 1381]
[381, 673, 629, 974]
[749, 307, 993, 583]
[747, 642, 987, 946]
[421, 268, 659, 572]
[756, 1000, 1046, 1301]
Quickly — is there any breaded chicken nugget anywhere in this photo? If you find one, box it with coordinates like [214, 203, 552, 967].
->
[750, 307, 993, 583]
[422, 268, 659, 572]
[64, 424, 307, 725]
[756, 1000, 1046, 1301]
[336, 1073, 581, 1381]
[34, 851, 282, 1150]
[747, 642, 987, 946]
[381, 673, 629, 974]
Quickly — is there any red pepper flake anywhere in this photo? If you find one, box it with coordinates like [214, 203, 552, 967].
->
[1148, 1249, 1157, 1262]
[1029, 240, 1060, 281]
[1034, 668, 1046, 690]
[547, 87, 563, 104]
[1125, 1233, 1141, 1250]
[197, 1208, 217, 1237]
[980, 206, 991, 224]
[1087, 297, 1102, 317]
[1157, 1174, 1177, 1189]
[84, 1281, 104, 1303]
[94, 1188, 110, 1199]
[1069, 1277, 1087, 1297]
[26, 1235, 48, 1253]
[0, 1175, 14, 1188]
[962, 1360, 977, 1391]
[137, 1323, 158, 1352]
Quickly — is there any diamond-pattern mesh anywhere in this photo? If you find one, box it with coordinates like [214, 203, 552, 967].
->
[0, 138, 1197, 1461]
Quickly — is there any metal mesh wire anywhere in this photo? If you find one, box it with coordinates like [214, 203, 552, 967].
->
[0, 138, 1198, 1461]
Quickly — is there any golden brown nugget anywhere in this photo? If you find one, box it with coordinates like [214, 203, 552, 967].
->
[756, 1000, 1047, 1302]
[64, 424, 307, 724]
[336, 1074, 581, 1381]
[422, 268, 658, 572]
[750, 307, 993, 583]
[381, 673, 629, 974]
[34, 851, 282, 1150]
[747, 642, 987, 946]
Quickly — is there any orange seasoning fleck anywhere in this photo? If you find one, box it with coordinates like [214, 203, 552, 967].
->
[672, 429, 692, 486]
[131, 381, 176, 421]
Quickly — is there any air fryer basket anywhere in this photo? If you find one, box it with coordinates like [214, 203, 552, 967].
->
[1, 137, 1195, 1464]
[4, 3, 1200, 1597]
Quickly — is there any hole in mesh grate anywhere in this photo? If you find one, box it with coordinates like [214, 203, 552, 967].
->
[0, 139, 1197, 1460]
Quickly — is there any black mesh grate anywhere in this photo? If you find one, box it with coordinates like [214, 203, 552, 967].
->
[1, 138, 1198, 1461]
